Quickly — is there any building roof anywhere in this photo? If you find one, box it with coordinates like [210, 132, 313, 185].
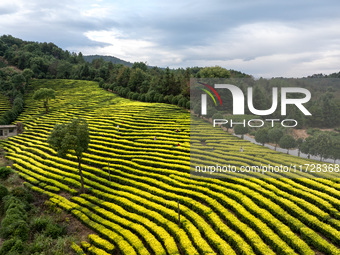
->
[0, 125, 17, 128]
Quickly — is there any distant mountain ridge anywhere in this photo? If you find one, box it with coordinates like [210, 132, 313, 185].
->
[83, 55, 134, 67]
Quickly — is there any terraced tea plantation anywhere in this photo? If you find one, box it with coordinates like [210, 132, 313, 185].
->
[2, 79, 340, 255]
[0, 93, 11, 116]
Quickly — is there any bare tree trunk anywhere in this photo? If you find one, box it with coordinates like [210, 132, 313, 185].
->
[77, 156, 85, 193]
[274, 143, 277, 151]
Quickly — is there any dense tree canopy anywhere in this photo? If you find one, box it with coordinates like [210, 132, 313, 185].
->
[255, 128, 269, 146]
[47, 118, 90, 193]
[279, 135, 296, 154]
[32, 88, 55, 113]
[268, 128, 284, 151]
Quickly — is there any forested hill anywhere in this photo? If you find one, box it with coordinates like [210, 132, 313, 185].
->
[0, 34, 339, 129]
[84, 55, 133, 67]
[0, 34, 250, 118]
[308, 71, 340, 78]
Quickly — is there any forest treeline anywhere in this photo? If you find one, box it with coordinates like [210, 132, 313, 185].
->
[0, 34, 339, 128]
[0, 35, 248, 111]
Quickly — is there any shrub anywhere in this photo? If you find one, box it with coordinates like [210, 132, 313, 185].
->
[98, 79, 104, 88]
[5, 207, 27, 220]
[0, 184, 9, 201]
[193, 104, 201, 115]
[0, 166, 12, 179]
[127, 91, 133, 99]
[31, 216, 51, 233]
[158, 94, 164, 103]
[165, 95, 174, 104]
[212, 112, 224, 120]
[153, 93, 161, 102]
[171, 95, 180, 105]
[109, 84, 117, 91]
[45, 222, 67, 239]
[27, 233, 53, 253]
[12, 220, 29, 241]
[249, 130, 256, 136]
[186, 101, 191, 109]
[0, 238, 24, 255]
[132, 92, 139, 100]
[206, 106, 217, 118]
[0, 194, 29, 241]
[122, 88, 130, 97]
[178, 98, 187, 108]
[145, 92, 155, 102]
[3, 196, 25, 211]
[1, 216, 28, 241]
[307, 128, 320, 135]
[11, 187, 34, 206]
[138, 93, 146, 102]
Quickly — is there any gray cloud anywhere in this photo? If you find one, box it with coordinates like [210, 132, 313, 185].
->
[1, 0, 340, 77]
[0, 4, 18, 15]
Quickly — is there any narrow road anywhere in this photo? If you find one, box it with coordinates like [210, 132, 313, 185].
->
[233, 133, 340, 164]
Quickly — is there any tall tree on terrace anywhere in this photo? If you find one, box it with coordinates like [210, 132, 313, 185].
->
[330, 139, 340, 163]
[279, 135, 296, 154]
[296, 138, 304, 157]
[22, 68, 34, 84]
[33, 88, 55, 114]
[234, 125, 249, 139]
[313, 132, 332, 161]
[300, 136, 316, 159]
[47, 118, 90, 193]
[268, 128, 284, 151]
[255, 128, 269, 146]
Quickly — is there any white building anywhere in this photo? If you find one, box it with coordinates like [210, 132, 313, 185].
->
[0, 125, 17, 138]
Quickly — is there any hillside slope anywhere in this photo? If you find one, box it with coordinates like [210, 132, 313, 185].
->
[2, 79, 340, 255]
[84, 55, 134, 67]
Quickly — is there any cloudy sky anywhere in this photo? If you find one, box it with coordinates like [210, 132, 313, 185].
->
[1, 0, 340, 77]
